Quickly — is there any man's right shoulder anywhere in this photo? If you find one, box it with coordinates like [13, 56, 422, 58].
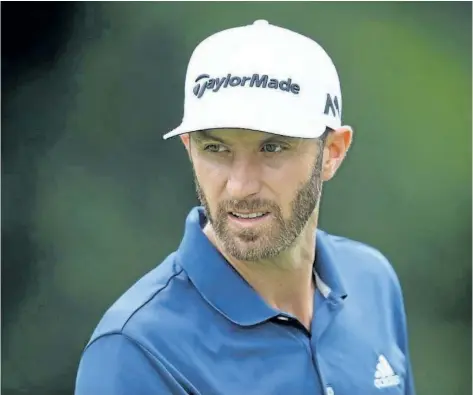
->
[85, 252, 191, 349]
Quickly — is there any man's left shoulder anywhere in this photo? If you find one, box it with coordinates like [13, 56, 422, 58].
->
[321, 230, 402, 294]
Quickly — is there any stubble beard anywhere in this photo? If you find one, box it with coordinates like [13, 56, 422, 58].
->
[194, 155, 323, 262]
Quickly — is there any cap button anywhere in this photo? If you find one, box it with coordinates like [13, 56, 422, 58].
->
[253, 19, 269, 27]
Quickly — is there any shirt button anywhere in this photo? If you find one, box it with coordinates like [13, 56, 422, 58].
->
[277, 315, 290, 321]
[326, 387, 335, 395]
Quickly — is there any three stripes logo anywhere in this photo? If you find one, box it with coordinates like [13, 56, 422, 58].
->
[374, 355, 401, 389]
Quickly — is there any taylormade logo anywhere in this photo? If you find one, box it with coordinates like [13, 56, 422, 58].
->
[193, 73, 301, 98]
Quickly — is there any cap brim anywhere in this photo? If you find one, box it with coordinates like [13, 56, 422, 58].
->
[162, 126, 187, 140]
[163, 119, 332, 140]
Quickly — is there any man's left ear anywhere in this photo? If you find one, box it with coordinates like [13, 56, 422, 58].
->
[322, 125, 354, 181]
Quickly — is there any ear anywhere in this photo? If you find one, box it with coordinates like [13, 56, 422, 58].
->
[321, 126, 354, 181]
[179, 134, 193, 162]
[180, 133, 190, 152]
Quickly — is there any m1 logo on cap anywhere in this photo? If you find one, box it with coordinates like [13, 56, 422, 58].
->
[193, 73, 301, 99]
[324, 93, 340, 119]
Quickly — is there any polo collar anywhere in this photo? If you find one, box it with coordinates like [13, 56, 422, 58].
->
[314, 230, 348, 301]
[176, 207, 347, 327]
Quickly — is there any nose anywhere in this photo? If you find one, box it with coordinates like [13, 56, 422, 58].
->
[226, 156, 262, 200]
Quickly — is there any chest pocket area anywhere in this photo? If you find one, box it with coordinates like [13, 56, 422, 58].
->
[371, 345, 407, 394]
[321, 349, 406, 395]
[315, 321, 407, 395]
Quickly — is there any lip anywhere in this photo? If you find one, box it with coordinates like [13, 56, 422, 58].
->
[227, 212, 271, 226]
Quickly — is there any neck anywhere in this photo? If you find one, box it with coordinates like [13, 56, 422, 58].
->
[204, 212, 318, 331]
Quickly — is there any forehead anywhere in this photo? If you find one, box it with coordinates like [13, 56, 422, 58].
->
[192, 128, 299, 144]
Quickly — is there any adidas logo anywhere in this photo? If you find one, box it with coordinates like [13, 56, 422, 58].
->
[374, 355, 400, 389]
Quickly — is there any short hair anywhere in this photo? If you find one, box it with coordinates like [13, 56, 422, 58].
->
[318, 127, 333, 147]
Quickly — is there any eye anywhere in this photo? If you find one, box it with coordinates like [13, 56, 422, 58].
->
[261, 143, 284, 153]
[204, 144, 228, 153]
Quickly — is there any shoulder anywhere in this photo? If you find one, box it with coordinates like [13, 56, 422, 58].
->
[325, 231, 394, 270]
[320, 231, 410, 345]
[320, 230, 403, 299]
[85, 252, 192, 348]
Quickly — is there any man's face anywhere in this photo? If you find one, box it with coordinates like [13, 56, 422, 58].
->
[190, 129, 325, 261]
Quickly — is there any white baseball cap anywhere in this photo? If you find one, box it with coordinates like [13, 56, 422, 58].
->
[163, 20, 343, 140]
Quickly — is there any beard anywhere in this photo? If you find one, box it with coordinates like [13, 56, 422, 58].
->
[194, 154, 323, 261]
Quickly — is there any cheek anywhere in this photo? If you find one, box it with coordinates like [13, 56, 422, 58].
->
[193, 157, 227, 200]
[263, 166, 304, 211]
[263, 169, 300, 204]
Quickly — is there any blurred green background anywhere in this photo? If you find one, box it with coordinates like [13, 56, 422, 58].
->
[2, 2, 471, 395]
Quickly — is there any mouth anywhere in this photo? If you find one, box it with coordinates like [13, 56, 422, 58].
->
[228, 211, 270, 224]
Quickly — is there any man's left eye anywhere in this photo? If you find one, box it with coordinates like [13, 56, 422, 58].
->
[261, 143, 283, 153]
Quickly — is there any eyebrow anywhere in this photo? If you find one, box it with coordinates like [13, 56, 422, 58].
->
[192, 130, 226, 144]
[192, 130, 295, 145]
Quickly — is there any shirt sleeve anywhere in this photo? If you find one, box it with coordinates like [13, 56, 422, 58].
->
[391, 272, 416, 395]
[399, 303, 416, 395]
[75, 333, 189, 395]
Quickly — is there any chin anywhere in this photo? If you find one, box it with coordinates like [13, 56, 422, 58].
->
[226, 240, 280, 262]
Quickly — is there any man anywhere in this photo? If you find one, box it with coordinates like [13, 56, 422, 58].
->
[75, 20, 415, 395]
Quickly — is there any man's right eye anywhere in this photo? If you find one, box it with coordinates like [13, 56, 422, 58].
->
[204, 144, 227, 153]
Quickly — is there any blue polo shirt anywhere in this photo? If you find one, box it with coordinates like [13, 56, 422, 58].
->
[75, 207, 415, 395]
